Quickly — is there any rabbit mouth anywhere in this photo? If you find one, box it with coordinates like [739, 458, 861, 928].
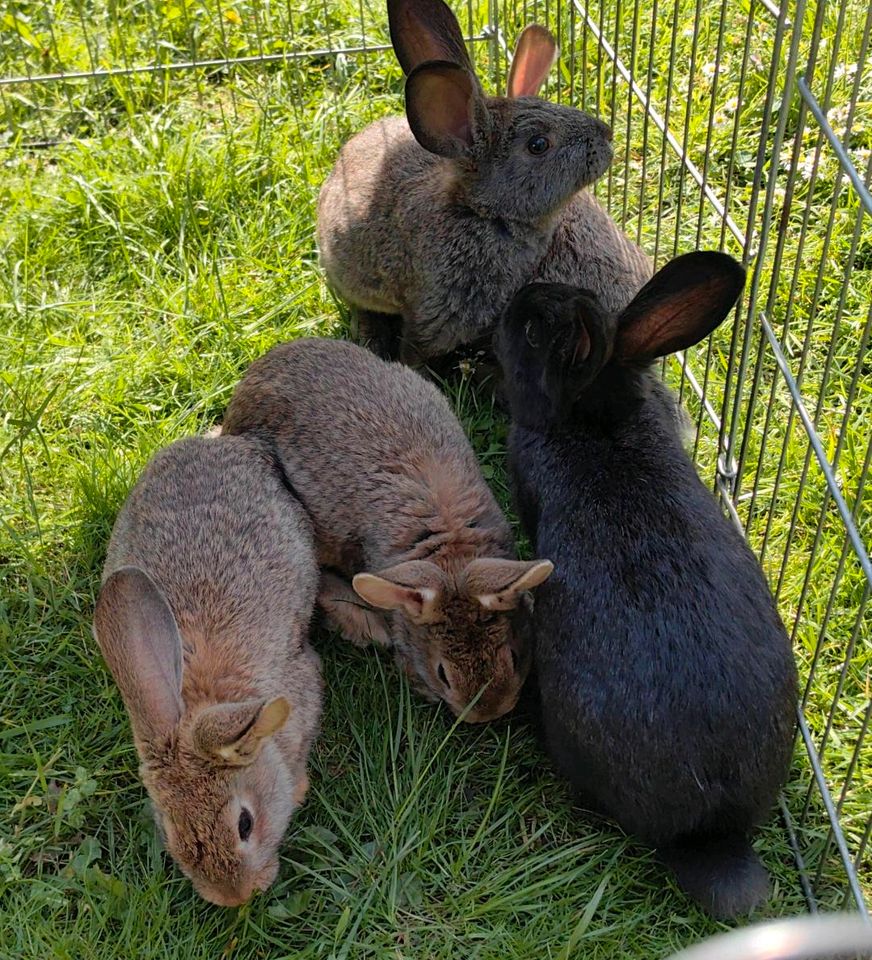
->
[451, 686, 522, 723]
[194, 879, 253, 907]
[194, 859, 279, 907]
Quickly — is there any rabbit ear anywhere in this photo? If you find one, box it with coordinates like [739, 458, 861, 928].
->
[507, 25, 559, 98]
[352, 561, 449, 624]
[192, 697, 291, 766]
[615, 251, 746, 362]
[93, 566, 183, 743]
[406, 61, 483, 158]
[508, 283, 613, 412]
[463, 558, 554, 611]
[388, 0, 474, 75]
[562, 289, 615, 371]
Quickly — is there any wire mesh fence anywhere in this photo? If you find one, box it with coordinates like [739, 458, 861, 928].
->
[2, 0, 869, 919]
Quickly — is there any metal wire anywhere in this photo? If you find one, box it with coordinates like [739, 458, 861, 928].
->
[1, 0, 868, 919]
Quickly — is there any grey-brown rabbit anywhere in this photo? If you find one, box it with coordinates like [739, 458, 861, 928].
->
[221, 338, 553, 723]
[317, 0, 651, 364]
[93, 434, 322, 906]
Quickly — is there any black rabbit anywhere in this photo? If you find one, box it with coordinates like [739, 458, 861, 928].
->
[494, 252, 798, 919]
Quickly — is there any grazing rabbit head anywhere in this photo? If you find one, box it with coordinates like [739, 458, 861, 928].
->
[351, 556, 553, 721]
[496, 251, 747, 421]
[94, 567, 303, 907]
[389, 0, 613, 222]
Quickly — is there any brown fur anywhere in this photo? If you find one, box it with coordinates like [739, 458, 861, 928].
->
[221, 338, 552, 722]
[316, 0, 651, 364]
[94, 435, 322, 906]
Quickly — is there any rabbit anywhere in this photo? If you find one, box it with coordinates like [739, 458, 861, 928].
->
[93, 434, 323, 907]
[219, 337, 553, 723]
[316, 0, 651, 367]
[494, 251, 798, 919]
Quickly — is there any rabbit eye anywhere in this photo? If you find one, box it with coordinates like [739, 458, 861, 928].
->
[527, 135, 550, 155]
[238, 807, 253, 841]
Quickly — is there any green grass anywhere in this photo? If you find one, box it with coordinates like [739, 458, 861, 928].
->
[1, 0, 870, 956]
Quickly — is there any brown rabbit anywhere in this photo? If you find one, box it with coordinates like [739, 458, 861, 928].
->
[93, 434, 322, 906]
[316, 0, 651, 365]
[221, 338, 553, 723]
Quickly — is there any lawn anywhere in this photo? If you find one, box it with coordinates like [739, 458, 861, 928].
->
[1, 0, 869, 957]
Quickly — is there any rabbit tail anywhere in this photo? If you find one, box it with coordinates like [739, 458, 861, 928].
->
[660, 832, 769, 919]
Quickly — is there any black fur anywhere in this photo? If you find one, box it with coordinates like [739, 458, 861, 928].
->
[495, 252, 798, 919]
[351, 307, 404, 361]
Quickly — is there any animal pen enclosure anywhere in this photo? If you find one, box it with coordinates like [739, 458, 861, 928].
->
[1, 0, 869, 931]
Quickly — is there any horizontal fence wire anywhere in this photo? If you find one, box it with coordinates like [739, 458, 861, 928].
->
[0, 45, 399, 87]
[1, 0, 869, 917]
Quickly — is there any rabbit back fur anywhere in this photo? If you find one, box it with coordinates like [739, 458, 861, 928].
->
[496, 256, 797, 918]
[97, 434, 322, 906]
[221, 337, 554, 723]
[221, 337, 513, 571]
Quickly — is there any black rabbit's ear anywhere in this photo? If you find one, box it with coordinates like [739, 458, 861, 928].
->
[504, 283, 606, 368]
[563, 289, 611, 371]
[571, 311, 592, 363]
[406, 62, 484, 157]
[537, 289, 612, 414]
[389, 0, 476, 75]
[615, 252, 746, 362]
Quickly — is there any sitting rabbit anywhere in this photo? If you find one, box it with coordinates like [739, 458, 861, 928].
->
[494, 252, 797, 918]
[93, 435, 322, 906]
[317, 0, 651, 366]
[220, 337, 553, 722]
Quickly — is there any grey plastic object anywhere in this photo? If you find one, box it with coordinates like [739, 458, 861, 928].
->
[668, 915, 872, 960]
